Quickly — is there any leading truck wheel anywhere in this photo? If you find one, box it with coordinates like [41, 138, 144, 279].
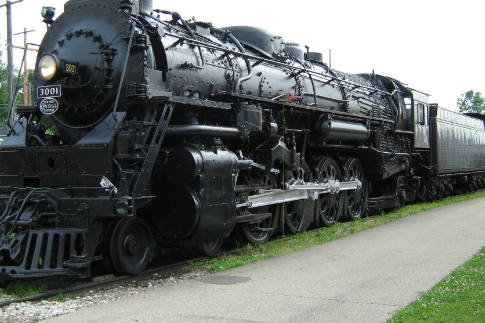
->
[344, 158, 368, 220]
[235, 174, 277, 245]
[110, 217, 153, 275]
[200, 239, 224, 257]
[235, 206, 276, 245]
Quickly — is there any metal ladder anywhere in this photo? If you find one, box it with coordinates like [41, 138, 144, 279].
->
[132, 103, 174, 198]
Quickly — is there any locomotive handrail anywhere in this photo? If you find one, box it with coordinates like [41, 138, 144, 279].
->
[132, 103, 174, 198]
[216, 91, 395, 125]
[288, 54, 318, 105]
[209, 27, 253, 93]
[300, 92, 349, 104]
[7, 43, 40, 133]
[112, 23, 135, 115]
[153, 10, 206, 70]
[161, 31, 390, 98]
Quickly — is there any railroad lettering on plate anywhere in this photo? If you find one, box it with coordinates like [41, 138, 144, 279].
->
[39, 98, 59, 115]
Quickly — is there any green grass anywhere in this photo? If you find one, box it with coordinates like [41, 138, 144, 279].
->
[48, 292, 74, 302]
[0, 189, 484, 307]
[0, 276, 89, 299]
[190, 190, 485, 273]
[0, 280, 48, 298]
[389, 247, 485, 322]
[0, 281, 74, 302]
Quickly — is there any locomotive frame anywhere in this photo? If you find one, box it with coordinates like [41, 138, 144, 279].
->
[0, 0, 484, 279]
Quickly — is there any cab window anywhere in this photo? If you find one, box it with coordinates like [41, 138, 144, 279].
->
[417, 103, 426, 125]
[403, 97, 412, 120]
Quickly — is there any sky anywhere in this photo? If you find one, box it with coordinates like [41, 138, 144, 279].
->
[1, 0, 483, 111]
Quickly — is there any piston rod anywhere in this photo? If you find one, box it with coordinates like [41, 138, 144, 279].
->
[236, 179, 362, 208]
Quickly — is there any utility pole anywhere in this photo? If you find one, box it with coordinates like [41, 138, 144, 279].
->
[0, 0, 24, 123]
[13, 28, 35, 105]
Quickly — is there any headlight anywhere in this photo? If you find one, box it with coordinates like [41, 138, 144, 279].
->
[38, 54, 59, 81]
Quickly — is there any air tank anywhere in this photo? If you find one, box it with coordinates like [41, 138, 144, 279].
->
[316, 118, 370, 142]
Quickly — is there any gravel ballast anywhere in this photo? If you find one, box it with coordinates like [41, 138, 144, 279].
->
[0, 269, 209, 323]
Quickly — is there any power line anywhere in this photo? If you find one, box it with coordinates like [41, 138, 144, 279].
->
[13, 28, 35, 105]
[0, 0, 23, 126]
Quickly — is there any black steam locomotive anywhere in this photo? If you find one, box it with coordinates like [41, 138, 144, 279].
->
[1, 0, 484, 279]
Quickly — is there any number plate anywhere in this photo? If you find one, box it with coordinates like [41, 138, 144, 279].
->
[62, 61, 79, 75]
[37, 85, 62, 99]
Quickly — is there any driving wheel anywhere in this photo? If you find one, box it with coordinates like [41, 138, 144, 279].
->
[344, 158, 368, 220]
[316, 157, 342, 227]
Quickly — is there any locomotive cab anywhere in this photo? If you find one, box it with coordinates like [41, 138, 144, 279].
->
[375, 75, 414, 133]
[412, 90, 431, 149]
[396, 93, 414, 133]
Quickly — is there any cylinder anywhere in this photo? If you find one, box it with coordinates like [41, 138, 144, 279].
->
[166, 146, 203, 185]
[319, 119, 370, 142]
[154, 185, 200, 239]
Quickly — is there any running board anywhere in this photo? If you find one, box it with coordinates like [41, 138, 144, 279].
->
[236, 179, 361, 209]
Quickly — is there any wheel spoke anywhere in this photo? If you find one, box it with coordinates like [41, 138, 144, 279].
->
[236, 175, 277, 245]
[283, 201, 305, 234]
[282, 169, 311, 234]
[315, 157, 342, 227]
[344, 158, 368, 220]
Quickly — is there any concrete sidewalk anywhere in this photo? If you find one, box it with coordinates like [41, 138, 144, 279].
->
[46, 196, 485, 323]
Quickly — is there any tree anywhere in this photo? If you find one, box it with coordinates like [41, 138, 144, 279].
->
[457, 90, 485, 114]
[0, 59, 10, 125]
[0, 58, 37, 126]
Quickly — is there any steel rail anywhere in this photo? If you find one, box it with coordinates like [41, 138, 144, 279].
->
[0, 257, 207, 308]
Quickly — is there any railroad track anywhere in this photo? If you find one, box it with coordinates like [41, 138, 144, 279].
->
[0, 202, 454, 309]
[0, 257, 207, 308]
[0, 223, 346, 309]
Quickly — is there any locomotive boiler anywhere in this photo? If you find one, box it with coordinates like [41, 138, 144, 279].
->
[0, 0, 484, 279]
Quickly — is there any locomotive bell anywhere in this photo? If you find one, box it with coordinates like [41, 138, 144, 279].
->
[305, 52, 324, 64]
[123, 0, 153, 13]
[139, 0, 153, 13]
